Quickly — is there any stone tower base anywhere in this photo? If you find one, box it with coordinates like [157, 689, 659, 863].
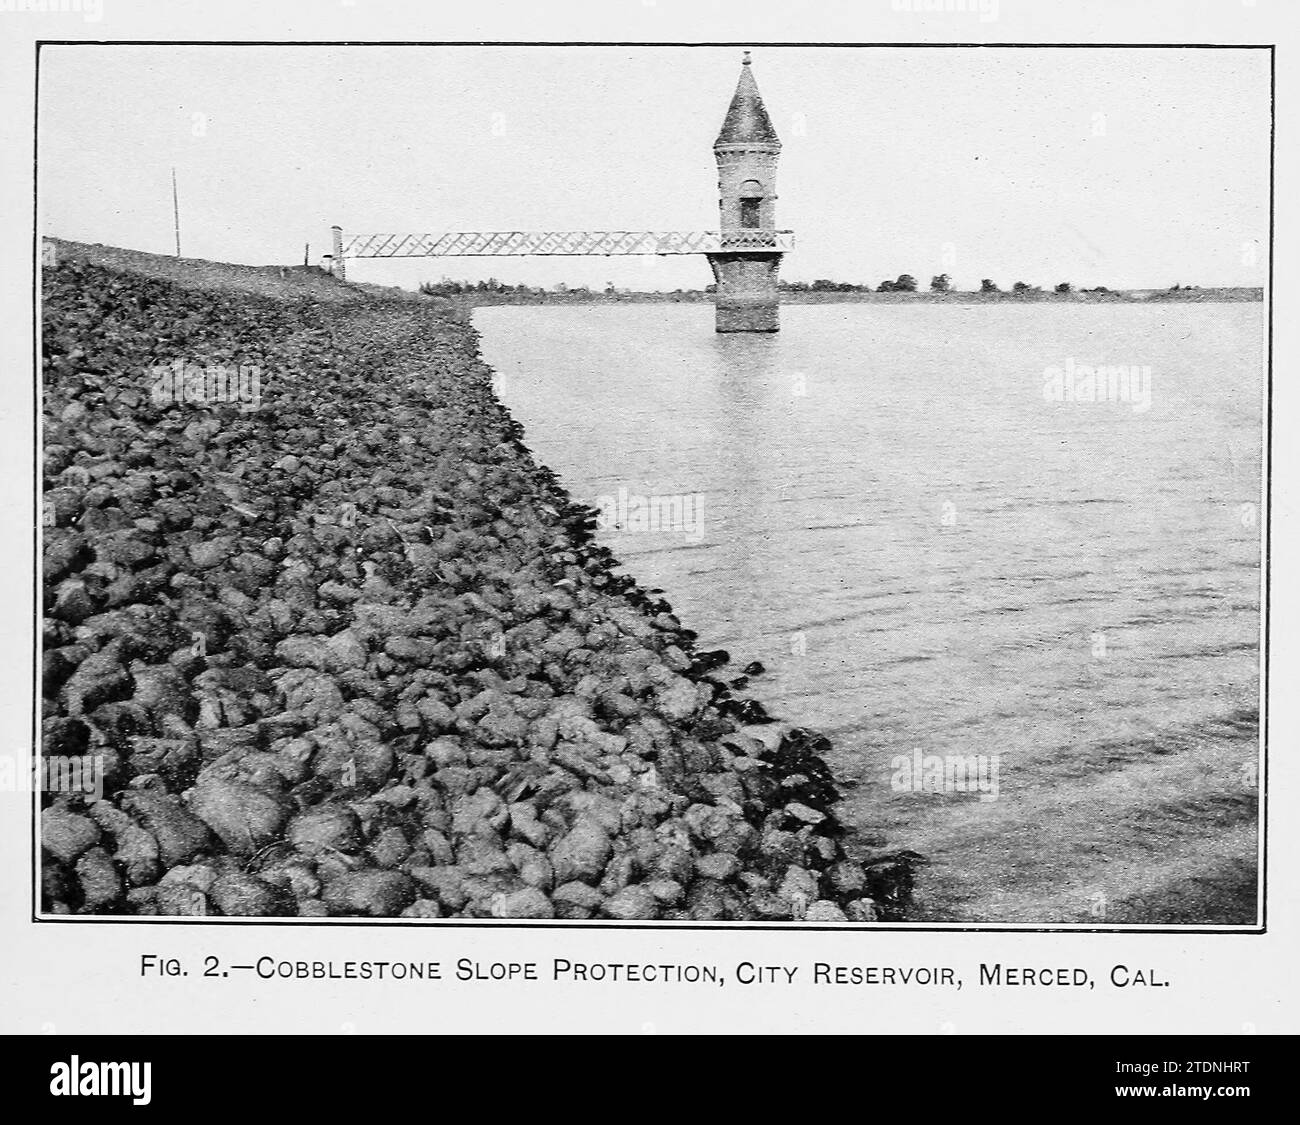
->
[706, 252, 782, 333]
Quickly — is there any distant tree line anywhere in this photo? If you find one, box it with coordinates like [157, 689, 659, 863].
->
[425, 275, 1204, 299]
[777, 274, 1142, 295]
[419, 277, 597, 298]
[779, 278, 881, 293]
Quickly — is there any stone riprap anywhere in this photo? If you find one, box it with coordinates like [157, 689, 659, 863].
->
[40, 256, 911, 921]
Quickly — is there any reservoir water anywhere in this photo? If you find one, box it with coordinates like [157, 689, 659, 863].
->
[477, 301, 1264, 924]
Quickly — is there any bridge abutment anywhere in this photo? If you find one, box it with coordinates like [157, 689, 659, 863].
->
[707, 252, 782, 332]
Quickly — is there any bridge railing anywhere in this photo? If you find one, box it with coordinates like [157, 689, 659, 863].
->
[340, 230, 795, 258]
[716, 230, 795, 251]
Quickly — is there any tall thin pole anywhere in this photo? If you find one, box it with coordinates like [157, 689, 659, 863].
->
[171, 167, 181, 258]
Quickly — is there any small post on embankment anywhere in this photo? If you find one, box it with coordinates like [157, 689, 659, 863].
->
[331, 225, 346, 279]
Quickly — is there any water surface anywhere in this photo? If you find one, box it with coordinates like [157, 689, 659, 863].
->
[477, 301, 1264, 924]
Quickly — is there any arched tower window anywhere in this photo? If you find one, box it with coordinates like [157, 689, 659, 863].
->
[739, 179, 764, 228]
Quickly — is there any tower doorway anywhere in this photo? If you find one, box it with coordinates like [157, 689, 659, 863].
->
[739, 179, 763, 228]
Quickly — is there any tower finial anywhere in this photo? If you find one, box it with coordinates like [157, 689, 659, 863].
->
[742, 50, 752, 65]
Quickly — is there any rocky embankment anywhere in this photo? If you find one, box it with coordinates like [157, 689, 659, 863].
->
[41, 255, 909, 921]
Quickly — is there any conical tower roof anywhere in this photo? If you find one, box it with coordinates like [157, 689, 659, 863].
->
[714, 52, 781, 148]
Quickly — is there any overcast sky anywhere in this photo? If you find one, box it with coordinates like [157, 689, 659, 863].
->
[38, 44, 1270, 291]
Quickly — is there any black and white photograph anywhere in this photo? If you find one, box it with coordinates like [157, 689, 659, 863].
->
[3, 0, 1296, 1061]
[31, 37, 1268, 928]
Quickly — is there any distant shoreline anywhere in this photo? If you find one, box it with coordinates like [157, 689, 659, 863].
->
[453, 286, 1264, 308]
